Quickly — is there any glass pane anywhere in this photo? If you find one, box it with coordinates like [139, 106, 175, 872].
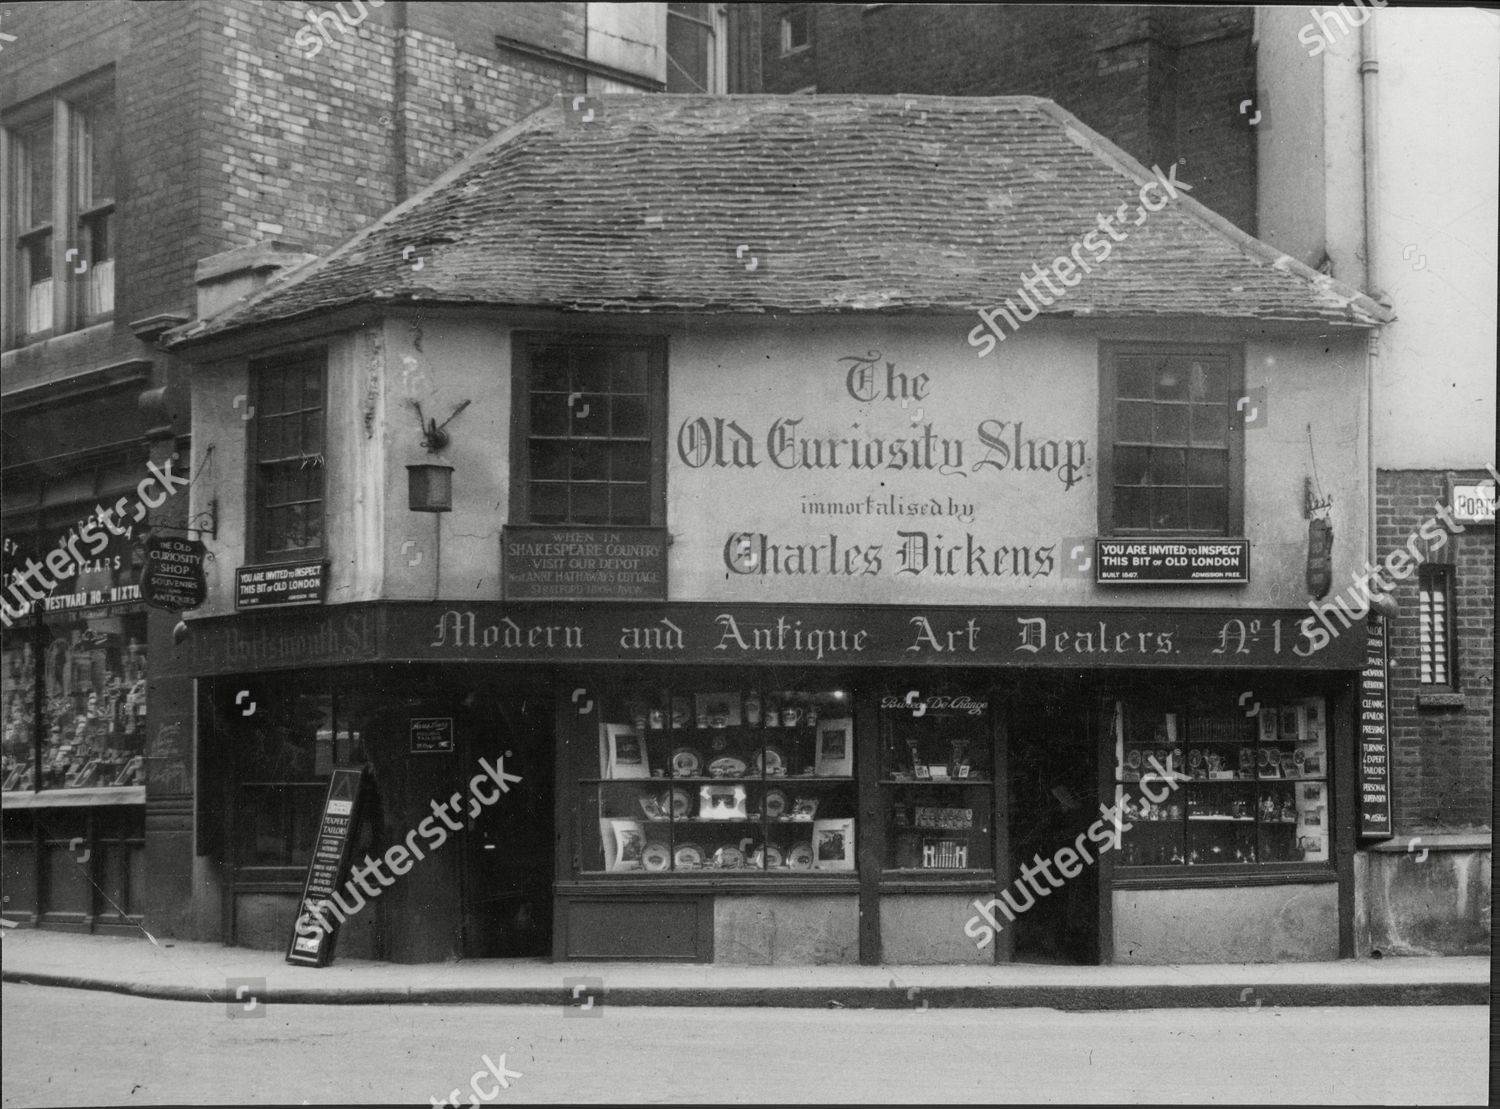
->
[1152, 487, 1188, 530]
[258, 418, 284, 460]
[26, 235, 53, 282]
[25, 122, 53, 227]
[83, 99, 117, 203]
[610, 350, 649, 394]
[571, 441, 609, 482]
[571, 484, 609, 524]
[530, 347, 570, 392]
[1116, 445, 1149, 486]
[667, 11, 712, 91]
[571, 395, 609, 437]
[1116, 486, 1151, 529]
[1117, 360, 1154, 399]
[573, 348, 612, 394]
[612, 395, 649, 437]
[302, 412, 323, 454]
[301, 366, 322, 407]
[1154, 405, 1189, 444]
[1187, 359, 1226, 402]
[612, 441, 651, 484]
[530, 439, 569, 481]
[1189, 488, 1227, 532]
[1154, 360, 1189, 401]
[611, 484, 650, 524]
[530, 393, 568, 436]
[1150, 447, 1186, 486]
[1187, 449, 1226, 486]
[302, 507, 323, 549]
[1117, 401, 1153, 442]
[530, 482, 567, 523]
[1191, 404, 1227, 446]
[258, 369, 285, 418]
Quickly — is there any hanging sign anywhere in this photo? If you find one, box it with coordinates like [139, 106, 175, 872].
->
[141, 536, 208, 613]
[286, 767, 365, 967]
[1357, 617, 1392, 839]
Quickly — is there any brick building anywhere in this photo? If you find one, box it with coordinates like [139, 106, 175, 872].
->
[1, 0, 667, 939]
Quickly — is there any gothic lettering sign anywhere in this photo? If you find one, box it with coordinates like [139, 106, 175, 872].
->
[141, 536, 208, 613]
[1094, 539, 1250, 584]
[502, 525, 667, 600]
[1358, 617, 1393, 839]
[154, 602, 1367, 677]
[287, 767, 364, 968]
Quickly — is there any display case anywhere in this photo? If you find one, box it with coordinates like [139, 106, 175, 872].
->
[581, 686, 857, 873]
[878, 688, 993, 873]
[1112, 693, 1329, 867]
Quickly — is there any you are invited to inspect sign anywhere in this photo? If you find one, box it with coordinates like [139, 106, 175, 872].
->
[237, 560, 328, 609]
[502, 526, 667, 600]
[1094, 539, 1249, 584]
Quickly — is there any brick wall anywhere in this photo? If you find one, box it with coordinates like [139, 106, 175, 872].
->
[1377, 469, 1494, 833]
[747, 3, 1257, 231]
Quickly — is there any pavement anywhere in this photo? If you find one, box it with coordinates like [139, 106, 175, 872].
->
[0, 927, 1488, 1010]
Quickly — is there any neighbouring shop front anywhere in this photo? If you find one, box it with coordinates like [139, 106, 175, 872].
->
[160, 599, 1364, 965]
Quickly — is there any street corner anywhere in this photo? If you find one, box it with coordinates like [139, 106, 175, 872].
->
[562, 976, 604, 1017]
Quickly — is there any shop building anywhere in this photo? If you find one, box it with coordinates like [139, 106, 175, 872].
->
[1, 0, 669, 936]
[159, 94, 1392, 965]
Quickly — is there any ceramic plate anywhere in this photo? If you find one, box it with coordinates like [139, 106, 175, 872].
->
[764, 789, 788, 820]
[712, 845, 743, 869]
[752, 746, 786, 775]
[708, 755, 748, 778]
[786, 843, 813, 869]
[671, 747, 702, 777]
[762, 844, 784, 868]
[669, 788, 692, 818]
[673, 843, 703, 870]
[638, 794, 669, 821]
[642, 843, 671, 871]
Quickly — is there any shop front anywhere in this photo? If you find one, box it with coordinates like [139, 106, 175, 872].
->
[160, 599, 1363, 965]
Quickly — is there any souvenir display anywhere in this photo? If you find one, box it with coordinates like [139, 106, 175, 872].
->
[744, 690, 762, 725]
[694, 692, 742, 728]
[708, 755, 748, 778]
[812, 818, 855, 870]
[790, 796, 819, 821]
[814, 718, 854, 776]
[673, 843, 704, 870]
[786, 842, 813, 869]
[671, 697, 691, 730]
[711, 845, 744, 869]
[638, 793, 669, 821]
[698, 783, 748, 820]
[669, 787, 692, 819]
[764, 789, 788, 819]
[600, 819, 646, 871]
[751, 746, 786, 776]
[641, 842, 671, 871]
[670, 747, 702, 777]
[601, 724, 650, 779]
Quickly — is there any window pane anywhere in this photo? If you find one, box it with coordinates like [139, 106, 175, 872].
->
[1152, 488, 1188, 530]
[1117, 360, 1154, 399]
[530, 482, 568, 523]
[26, 235, 52, 281]
[610, 351, 649, 394]
[573, 348, 612, 394]
[611, 484, 650, 524]
[1187, 449, 1226, 486]
[82, 99, 117, 204]
[668, 10, 712, 92]
[530, 394, 568, 436]
[1154, 405, 1189, 444]
[302, 411, 322, 454]
[612, 395, 648, 437]
[571, 441, 609, 482]
[1149, 447, 1186, 486]
[1116, 486, 1151, 529]
[1189, 488, 1227, 532]
[612, 441, 651, 484]
[1117, 401, 1153, 442]
[531, 440, 569, 482]
[1116, 446, 1149, 486]
[1191, 404, 1227, 446]
[1154, 360, 1189, 401]
[530, 347, 570, 391]
[571, 394, 609, 437]
[1187, 359, 1225, 402]
[571, 484, 609, 524]
[24, 122, 54, 228]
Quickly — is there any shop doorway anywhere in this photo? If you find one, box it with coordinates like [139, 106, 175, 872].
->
[1005, 675, 1099, 964]
[459, 687, 554, 958]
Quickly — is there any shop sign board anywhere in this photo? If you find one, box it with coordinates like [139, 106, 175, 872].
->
[1357, 618, 1393, 839]
[286, 767, 364, 967]
[141, 536, 207, 613]
[1094, 539, 1249, 584]
[409, 716, 455, 754]
[502, 526, 667, 601]
[237, 560, 327, 609]
[1448, 478, 1495, 524]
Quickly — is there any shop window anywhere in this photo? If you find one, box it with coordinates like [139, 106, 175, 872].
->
[1112, 692, 1329, 867]
[582, 684, 856, 874]
[249, 352, 326, 562]
[1098, 345, 1244, 537]
[780, 7, 811, 54]
[231, 682, 365, 869]
[1418, 566, 1453, 686]
[510, 334, 667, 527]
[668, 3, 726, 92]
[2, 77, 116, 350]
[879, 687, 993, 872]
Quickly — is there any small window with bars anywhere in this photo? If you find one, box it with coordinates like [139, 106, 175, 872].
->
[1417, 566, 1454, 686]
[250, 353, 326, 561]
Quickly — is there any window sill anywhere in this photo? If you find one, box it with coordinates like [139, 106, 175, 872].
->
[1416, 690, 1466, 709]
[1112, 864, 1336, 889]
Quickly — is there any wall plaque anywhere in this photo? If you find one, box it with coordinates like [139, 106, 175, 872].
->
[1095, 539, 1249, 584]
[237, 561, 327, 609]
[410, 716, 455, 754]
[502, 525, 667, 600]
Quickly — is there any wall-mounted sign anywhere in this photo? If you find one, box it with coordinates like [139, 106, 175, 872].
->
[237, 561, 327, 609]
[1448, 478, 1495, 524]
[286, 767, 364, 967]
[141, 536, 207, 613]
[502, 526, 667, 601]
[409, 716, 455, 754]
[1357, 618, 1392, 839]
[1094, 539, 1249, 584]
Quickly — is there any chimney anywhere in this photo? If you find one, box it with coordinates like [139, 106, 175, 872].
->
[192, 240, 318, 321]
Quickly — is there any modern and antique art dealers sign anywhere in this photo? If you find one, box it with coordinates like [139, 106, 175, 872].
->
[156, 601, 1366, 677]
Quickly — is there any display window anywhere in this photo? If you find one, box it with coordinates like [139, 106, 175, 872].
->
[1111, 690, 1330, 867]
[582, 683, 856, 873]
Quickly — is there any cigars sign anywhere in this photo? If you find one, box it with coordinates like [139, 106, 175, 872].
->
[672, 349, 1092, 601]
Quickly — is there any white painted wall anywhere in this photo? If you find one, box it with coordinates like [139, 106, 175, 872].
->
[587, 2, 666, 87]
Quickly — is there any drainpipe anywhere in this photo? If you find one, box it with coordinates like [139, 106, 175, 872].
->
[392, 1, 409, 203]
[1360, 15, 1384, 575]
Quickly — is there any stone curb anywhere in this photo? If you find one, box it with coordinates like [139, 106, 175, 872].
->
[3, 969, 1486, 1010]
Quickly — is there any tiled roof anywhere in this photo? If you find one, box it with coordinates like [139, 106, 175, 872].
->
[168, 94, 1391, 346]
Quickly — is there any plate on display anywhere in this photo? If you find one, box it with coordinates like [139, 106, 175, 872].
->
[752, 747, 787, 776]
[638, 794, 669, 821]
[786, 843, 813, 869]
[712, 845, 744, 869]
[708, 756, 748, 778]
[673, 843, 704, 870]
[642, 843, 671, 871]
[669, 788, 692, 819]
[671, 748, 702, 777]
[764, 789, 788, 820]
[761, 844, 784, 868]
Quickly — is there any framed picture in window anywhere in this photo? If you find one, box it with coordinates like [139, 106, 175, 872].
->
[698, 784, 748, 820]
[812, 817, 855, 870]
[600, 818, 646, 871]
[601, 723, 649, 779]
[814, 718, 854, 777]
